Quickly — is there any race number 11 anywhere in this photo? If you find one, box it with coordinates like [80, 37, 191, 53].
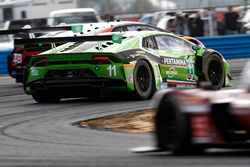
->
[107, 65, 116, 77]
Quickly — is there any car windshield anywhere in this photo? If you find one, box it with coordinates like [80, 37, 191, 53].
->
[53, 12, 98, 25]
[0, 35, 10, 42]
[140, 16, 153, 25]
[8, 19, 47, 30]
[8, 19, 47, 39]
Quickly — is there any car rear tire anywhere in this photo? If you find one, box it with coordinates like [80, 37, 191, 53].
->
[32, 91, 61, 103]
[203, 54, 225, 89]
[134, 60, 155, 100]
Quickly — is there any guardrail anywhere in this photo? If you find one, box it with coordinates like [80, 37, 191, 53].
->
[0, 50, 12, 75]
[198, 34, 250, 59]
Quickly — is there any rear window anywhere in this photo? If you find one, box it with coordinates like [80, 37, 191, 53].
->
[8, 19, 47, 38]
[8, 19, 47, 30]
[52, 12, 98, 26]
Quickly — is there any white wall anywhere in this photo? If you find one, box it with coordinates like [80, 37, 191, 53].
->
[0, 0, 31, 21]
[0, 8, 3, 21]
[31, 0, 77, 18]
[13, 5, 32, 19]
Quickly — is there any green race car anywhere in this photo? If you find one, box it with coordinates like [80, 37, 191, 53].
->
[18, 31, 231, 102]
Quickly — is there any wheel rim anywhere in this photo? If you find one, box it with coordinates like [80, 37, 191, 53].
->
[208, 60, 223, 86]
[136, 66, 150, 92]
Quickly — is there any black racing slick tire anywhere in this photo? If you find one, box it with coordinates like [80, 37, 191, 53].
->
[203, 54, 225, 89]
[32, 91, 61, 103]
[155, 93, 189, 154]
[155, 93, 205, 154]
[134, 60, 155, 100]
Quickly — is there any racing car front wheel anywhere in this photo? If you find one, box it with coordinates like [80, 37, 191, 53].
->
[155, 93, 205, 154]
[155, 93, 189, 154]
[134, 60, 155, 100]
[32, 91, 61, 103]
[203, 54, 225, 89]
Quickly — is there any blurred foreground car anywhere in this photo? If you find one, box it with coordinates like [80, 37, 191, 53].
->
[1, 21, 205, 83]
[154, 61, 250, 154]
[16, 31, 231, 103]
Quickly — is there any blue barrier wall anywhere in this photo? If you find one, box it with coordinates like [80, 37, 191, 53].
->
[198, 34, 250, 59]
[0, 50, 12, 75]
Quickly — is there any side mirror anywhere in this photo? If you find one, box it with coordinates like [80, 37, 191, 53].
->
[192, 45, 201, 55]
[192, 45, 201, 51]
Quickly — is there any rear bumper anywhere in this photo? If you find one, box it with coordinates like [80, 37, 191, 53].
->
[25, 77, 127, 94]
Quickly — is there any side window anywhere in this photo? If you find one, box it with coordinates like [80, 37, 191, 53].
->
[155, 35, 171, 50]
[126, 25, 161, 32]
[142, 37, 157, 50]
[139, 25, 157, 31]
[126, 25, 140, 31]
[112, 26, 126, 32]
[155, 35, 193, 53]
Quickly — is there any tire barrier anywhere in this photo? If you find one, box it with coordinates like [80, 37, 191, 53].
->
[0, 50, 12, 75]
[198, 34, 250, 59]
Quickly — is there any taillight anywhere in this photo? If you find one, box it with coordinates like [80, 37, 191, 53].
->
[32, 58, 48, 67]
[93, 56, 110, 61]
[15, 47, 24, 52]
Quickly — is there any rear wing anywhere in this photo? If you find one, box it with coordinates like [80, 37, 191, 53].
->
[0, 25, 77, 36]
[14, 34, 123, 48]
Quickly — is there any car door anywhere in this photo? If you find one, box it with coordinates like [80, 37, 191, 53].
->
[154, 35, 196, 86]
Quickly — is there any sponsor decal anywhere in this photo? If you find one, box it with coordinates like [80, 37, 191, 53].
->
[95, 66, 100, 71]
[123, 64, 135, 69]
[160, 83, 168, 89]
[166, 67, 177, 78]
[71, 25, 83, 33]
[176, 84, 196, 89]
[67, 71, 73, 78]
[127, 76, 133, 83]
[187, 74, 195, 81]
[167, 79, 196, 85]
[31, 68, 39, 76]
[187, 59, 195, 76]
[112, 34, 123, 44]
[162, 57, 187, 66]
[13, 53, 22, 64]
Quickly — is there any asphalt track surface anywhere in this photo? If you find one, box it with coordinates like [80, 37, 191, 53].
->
[0, 59, 249, 167]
